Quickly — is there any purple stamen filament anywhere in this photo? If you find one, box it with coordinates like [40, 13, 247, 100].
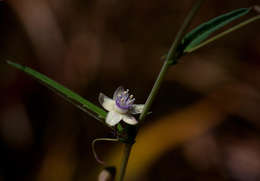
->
[115, 90, 135, 110]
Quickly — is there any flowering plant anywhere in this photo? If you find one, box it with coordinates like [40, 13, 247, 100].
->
[5, 2, 260, 181]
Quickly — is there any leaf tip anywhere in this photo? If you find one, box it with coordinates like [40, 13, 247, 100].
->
[5, 59, 12, 65]
[5, 60, 24, 70]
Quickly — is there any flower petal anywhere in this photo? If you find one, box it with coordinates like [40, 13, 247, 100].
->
[105, 111, 122, 126]
[129, 104, 144, 114]
[99, 93, 114, 111]
[121, 114, 138, 125]
[113, 86, 124, 100]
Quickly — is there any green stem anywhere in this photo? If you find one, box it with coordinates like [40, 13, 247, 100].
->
[163, 0, 205, 64]
[116, 1, 204, 180]
[139, 60, 171, 121]
[139, 0, 205, 122]
[187, 14, 260, 53]
[118, 144, 132, 181]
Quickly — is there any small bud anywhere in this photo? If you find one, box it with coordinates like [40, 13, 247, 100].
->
[98, 167, 116, 181]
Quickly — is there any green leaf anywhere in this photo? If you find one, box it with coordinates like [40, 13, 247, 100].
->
[6, 60, 107, 122]
[187, 14, 260, 53]
[181, 7, 251, 53]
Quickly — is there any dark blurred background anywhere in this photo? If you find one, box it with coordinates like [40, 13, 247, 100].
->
[1, 0, 260, 180]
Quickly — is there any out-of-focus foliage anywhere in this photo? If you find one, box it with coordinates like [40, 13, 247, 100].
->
[1, 0, 260, 181]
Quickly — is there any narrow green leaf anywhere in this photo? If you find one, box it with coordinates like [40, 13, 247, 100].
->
[6, 60, 107, 121]
[181, 7, 251, 53]
[187, 14, 260, 53]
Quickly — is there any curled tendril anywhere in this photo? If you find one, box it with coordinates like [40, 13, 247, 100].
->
[92, 138, 119, 165]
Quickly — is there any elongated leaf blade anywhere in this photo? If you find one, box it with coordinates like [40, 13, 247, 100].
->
[186, 14, 260, 53]
[6, 60, 107, 121]
[181, 7, 251, 53]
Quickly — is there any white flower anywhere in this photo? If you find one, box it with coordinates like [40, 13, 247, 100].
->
[99, 86, 144, 126]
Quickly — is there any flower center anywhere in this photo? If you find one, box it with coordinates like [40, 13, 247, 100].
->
[115, 89, 135, 111]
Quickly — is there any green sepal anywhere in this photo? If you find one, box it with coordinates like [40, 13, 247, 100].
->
[117, 123, 124, 133]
